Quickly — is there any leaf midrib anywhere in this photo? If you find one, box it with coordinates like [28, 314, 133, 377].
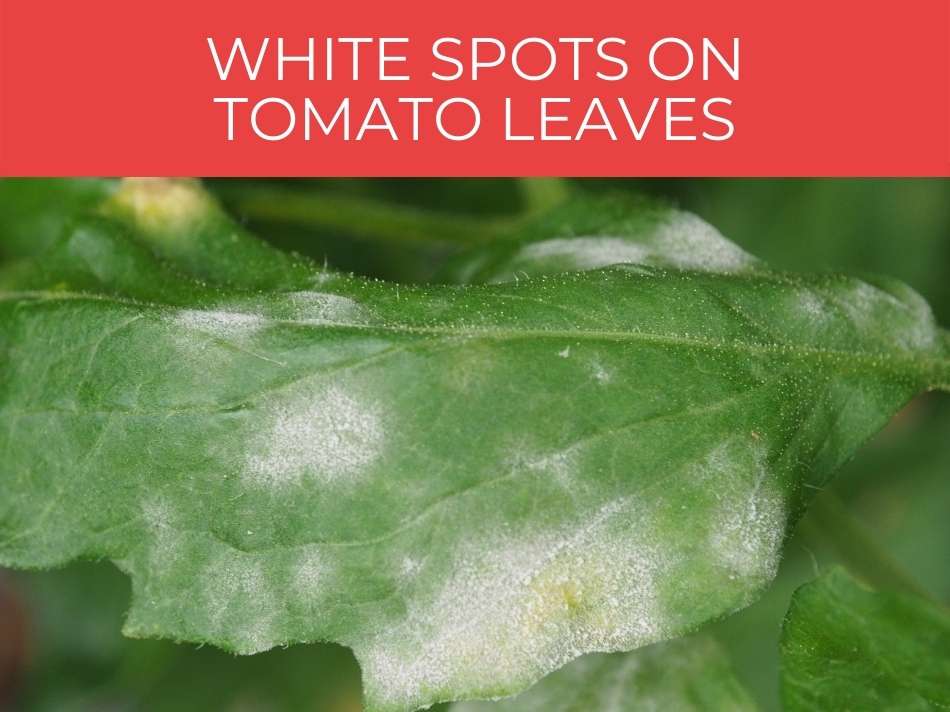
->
[2, 289, 948, 386]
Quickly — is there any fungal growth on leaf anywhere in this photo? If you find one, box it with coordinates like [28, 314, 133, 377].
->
[0, 179, 948, 712]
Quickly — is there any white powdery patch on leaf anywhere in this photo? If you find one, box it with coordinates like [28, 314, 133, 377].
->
[162, 307, 285, 374]
[203, 552, 278, 655]
[589, 358, 612, 384]
[794, 290, 830, 322]
[711, 479, 785, 585]
[173, 308, 268, 339]
[356, 499, 671, 712]
[835, 280, 938, 352]
[646, 211, 756, 273]
[400, 556, 424, 579]
[835, 281, 893, 335]
[703, 441, 786, 586]
[284, 291, 369, 326]
[140, 496, 182, 573]
[517, 237, 652, 272]
[514, 444, 582, 491]
[141, 495, 175, 531]
[506, 210, 755, 277]
[245, 384, 385, 489]
[292, 547, 330, 600]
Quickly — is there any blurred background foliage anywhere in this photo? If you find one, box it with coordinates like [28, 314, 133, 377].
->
[0, 178, 947, 711]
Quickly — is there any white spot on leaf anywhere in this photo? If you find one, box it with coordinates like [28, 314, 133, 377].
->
[696, 440, 787, 586]
[711, 474, 785, 583]
[518, 238, 651, 272]
[646, 212, 755, 272]
[357, 500, 670, 711]
[293, 548, 328, 598]
[173, 309, 267, 338]
[795, 290, 828, 322]
[590, 360, 612, 384]
[400, 556, 423, 579]
[518, 446, 581, 489]
[246, 384, 384, 488]
[285, 291, 368, 326]
[204, 554, 277, 654]
[141, 496, 181, 572]
[504, 210, 755, 277]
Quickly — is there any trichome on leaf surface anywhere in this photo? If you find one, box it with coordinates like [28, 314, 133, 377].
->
[0, 178, 948, 711]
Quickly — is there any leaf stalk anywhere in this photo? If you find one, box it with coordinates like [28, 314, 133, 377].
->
[801, 492, 938, 603]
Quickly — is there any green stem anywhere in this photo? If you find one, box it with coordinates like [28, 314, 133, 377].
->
[517, 177, 572, 213]
[209, 179, 572, 250]
[219, 185, 500, 247]
[801, 492, 936, 602]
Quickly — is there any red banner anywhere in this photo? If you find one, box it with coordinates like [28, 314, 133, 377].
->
[0, 1, 947, 175]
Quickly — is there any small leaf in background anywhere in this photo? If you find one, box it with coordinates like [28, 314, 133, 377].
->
[781, 568, 950, 711]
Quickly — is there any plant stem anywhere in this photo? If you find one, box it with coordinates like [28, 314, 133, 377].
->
[801, 491, 937, 602]
[210, 179, 571, 250]
[517, 177, 572, 213]
[216, 185, 502, 247]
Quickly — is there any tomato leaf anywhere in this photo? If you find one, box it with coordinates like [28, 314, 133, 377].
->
[451, 635, 758, 712]
[1, 180, 948, 711]
[781, 569, 950, 710]
[440, 193, 759, 285]
[0, 178, 115, 260]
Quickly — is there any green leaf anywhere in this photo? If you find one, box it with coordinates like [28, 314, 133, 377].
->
[781, 568, 950, 710]
[626, 179, 950, 324]
[206, 178, 568, 284]
[102, 178, 319, 291]
[451, 635, 758, 712]
[1, 179, 948, 711]
[0, 179, 115, 261]
[439, 194, 759, 285]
